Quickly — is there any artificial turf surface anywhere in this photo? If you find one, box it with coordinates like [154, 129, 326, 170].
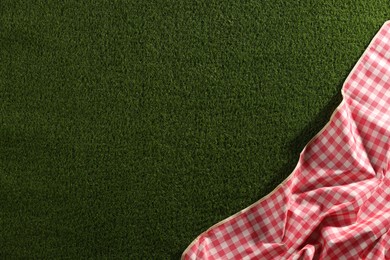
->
[1, 0, 390, 258]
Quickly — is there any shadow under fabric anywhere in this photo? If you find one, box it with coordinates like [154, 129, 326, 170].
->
[182, 21, 390, 259]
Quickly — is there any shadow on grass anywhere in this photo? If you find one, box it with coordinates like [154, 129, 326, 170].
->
[265, 89, 344, 192]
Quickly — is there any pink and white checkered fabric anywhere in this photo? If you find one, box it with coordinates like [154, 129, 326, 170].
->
[182, 21, 390, 259]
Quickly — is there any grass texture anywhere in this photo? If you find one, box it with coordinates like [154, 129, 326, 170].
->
[1, 0, 390, 258]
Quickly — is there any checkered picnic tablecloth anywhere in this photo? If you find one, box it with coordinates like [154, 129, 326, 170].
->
[182, 21, 390, 259]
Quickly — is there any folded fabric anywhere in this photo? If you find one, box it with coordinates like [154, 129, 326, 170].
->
[182, 21, 390, 259]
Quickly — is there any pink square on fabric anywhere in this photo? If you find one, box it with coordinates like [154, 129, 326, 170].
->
[182, 21, 390, 259]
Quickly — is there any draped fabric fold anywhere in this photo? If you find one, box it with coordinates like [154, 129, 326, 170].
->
[182, 21, 390, 259]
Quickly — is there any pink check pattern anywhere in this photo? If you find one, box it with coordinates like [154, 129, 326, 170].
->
[182, 21, 390, 259]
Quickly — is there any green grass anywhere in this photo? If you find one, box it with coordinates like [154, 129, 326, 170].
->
[1, 0, 390, 258]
